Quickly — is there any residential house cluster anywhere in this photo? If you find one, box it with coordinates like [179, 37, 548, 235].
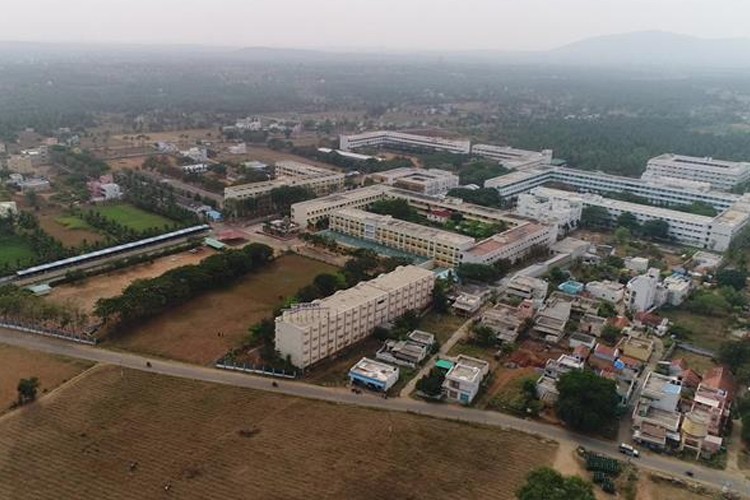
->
[632, 363, 736, 458]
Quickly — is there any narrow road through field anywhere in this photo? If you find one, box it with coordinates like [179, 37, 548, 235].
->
[1, 327, 747, 497]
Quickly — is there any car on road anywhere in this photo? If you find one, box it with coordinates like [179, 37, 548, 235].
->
[619, 443, 640, 458]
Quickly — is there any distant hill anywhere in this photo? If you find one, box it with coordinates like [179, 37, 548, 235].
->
[544, 31, 750, 68]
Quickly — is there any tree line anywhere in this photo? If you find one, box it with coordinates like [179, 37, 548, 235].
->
[94, 243, 274, 325]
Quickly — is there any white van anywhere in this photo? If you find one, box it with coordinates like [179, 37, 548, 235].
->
[619, 443, 640, 458]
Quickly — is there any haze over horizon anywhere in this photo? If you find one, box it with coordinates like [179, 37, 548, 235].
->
[0, 0, 748, 52]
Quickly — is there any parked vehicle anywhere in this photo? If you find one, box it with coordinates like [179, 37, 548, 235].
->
[618, 443, 640, 458]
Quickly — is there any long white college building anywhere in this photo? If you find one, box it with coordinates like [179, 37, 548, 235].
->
[329, 208, 475, 266]
[520, 187, 750, 252]
[340, 131, 471, 155]
[644, 154, 750, 191]
[224, 160, 345, 201]
[471, 145, 553, 170]
[275, 265, 436, 368]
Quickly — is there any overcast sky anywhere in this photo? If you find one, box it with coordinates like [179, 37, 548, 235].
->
[1, 0, 747, 51]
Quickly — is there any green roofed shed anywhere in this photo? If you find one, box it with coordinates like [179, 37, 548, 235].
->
[435, 360, 454, 371]
[204, 238, 227, 250]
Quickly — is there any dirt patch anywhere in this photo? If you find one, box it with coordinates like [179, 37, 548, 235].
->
[106, 156, 153, 172]
[0, 343, 93, 413]
[485, 366, 539, 401]
[46, 248, 217, 313]
[0, 366, 557, 499]
[640, 474, 717, 500]
[107, 254, 337, 365]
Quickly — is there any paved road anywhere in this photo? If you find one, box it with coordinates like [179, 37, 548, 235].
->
[1, 327, 747, 496]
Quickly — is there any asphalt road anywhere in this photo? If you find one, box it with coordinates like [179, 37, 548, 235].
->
[1, 327, 747, 496]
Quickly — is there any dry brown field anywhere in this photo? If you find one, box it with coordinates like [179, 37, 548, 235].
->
[0, 366, 556, 499]
[107, 254, 337, 364]
[46, 248, 218, 313]
[106, 155, 155, 171]
[0, 343, 93, 412]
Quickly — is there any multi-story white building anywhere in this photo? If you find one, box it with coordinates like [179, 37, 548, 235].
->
[516, 188, 583, 235]
[471, 145, 553, 170]
[442, 355, 490, 404]
[485, 167, 739, 211]
[275, 265, 435, 368]
[645, 154, 750, 191]
[340, 131, 471, 155]
[461, 223, 556, 265]
[0, 201, 18, 217]
[521, 187, 750, 252]
[633, 372, 683, 449]
[329, 208, 475, 267]
[626, 268, 663, 313]
[370, 167, 459, 196]
[290, 184, 520, 228]
[225, 161, 345, 201]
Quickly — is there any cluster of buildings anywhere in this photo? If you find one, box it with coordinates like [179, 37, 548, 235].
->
[292, 182, 554, 267]
[625, 268, 692, 313]
[633, 364, 736, 458]
[339, 130, 553, 170]
[224, 160, 345, 201]
[5, 174, 51, 193]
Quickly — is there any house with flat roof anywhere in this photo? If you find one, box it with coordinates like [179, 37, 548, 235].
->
[633, 372, 683, 450]
[461, 222, 556, 266]
[533, 299, 571, 344]
[349, 358, 400, 392]
[536, 354, 584, 404]
[442, 355, 490, 404]
[375, 340, 430, 368]
[480, 303, 525, 343]
[505, 275, 548, 305]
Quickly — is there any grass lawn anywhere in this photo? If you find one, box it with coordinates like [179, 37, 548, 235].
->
[662, 310, 732, 352]
[448, 340, 496, 362]
[0, 235, 35, 267]
[92, 203, 174, 232]
[419, 311, 468, 345]
[669, 348, 718, 377]
[55, 215, 96, 231]
[0, 366, 557, 499]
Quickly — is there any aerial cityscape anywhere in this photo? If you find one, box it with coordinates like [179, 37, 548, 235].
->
[3, 2, 750, 499]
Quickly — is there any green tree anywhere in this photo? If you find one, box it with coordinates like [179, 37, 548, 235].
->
[17, 377, 40, 405]
[473, 325, 497, 347]
[556, 370, 619, 433]
[456, 263, 500, 283]
[432, 281, 450, 313]
[641, 219, 670, 241]
[580, 206, 609, 229]
[416, 368, 446, 397]
[516, 467, 595, 500]
[616, 212, 640, 233]
[717, 269, 748, 290]
[614, 226, 631, 246]
[313, 273, 342, 297]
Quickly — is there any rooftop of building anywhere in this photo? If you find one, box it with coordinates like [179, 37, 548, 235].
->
[702, 366, 736, 396]
[350, 357, 399, 382]
[331, 208, 475, 247]
[649, 153, 750, 170]
[281, 265, 433, 321]
[465, 223, 550, 257]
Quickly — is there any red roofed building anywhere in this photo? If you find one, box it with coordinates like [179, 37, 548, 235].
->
[609, 315, 631, 330]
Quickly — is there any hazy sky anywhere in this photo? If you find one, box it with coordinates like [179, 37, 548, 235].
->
[1, 0, 748, 51]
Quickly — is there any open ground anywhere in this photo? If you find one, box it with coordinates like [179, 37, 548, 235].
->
[0, 234, 34, 268]
[91, 203, 174, 232]
[0, 344, 93, 413]
[0, 365, 556, 500]
[662, 310, 733, 352]
[46, 247, 219, 313]
[107, 254, 337, 364]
